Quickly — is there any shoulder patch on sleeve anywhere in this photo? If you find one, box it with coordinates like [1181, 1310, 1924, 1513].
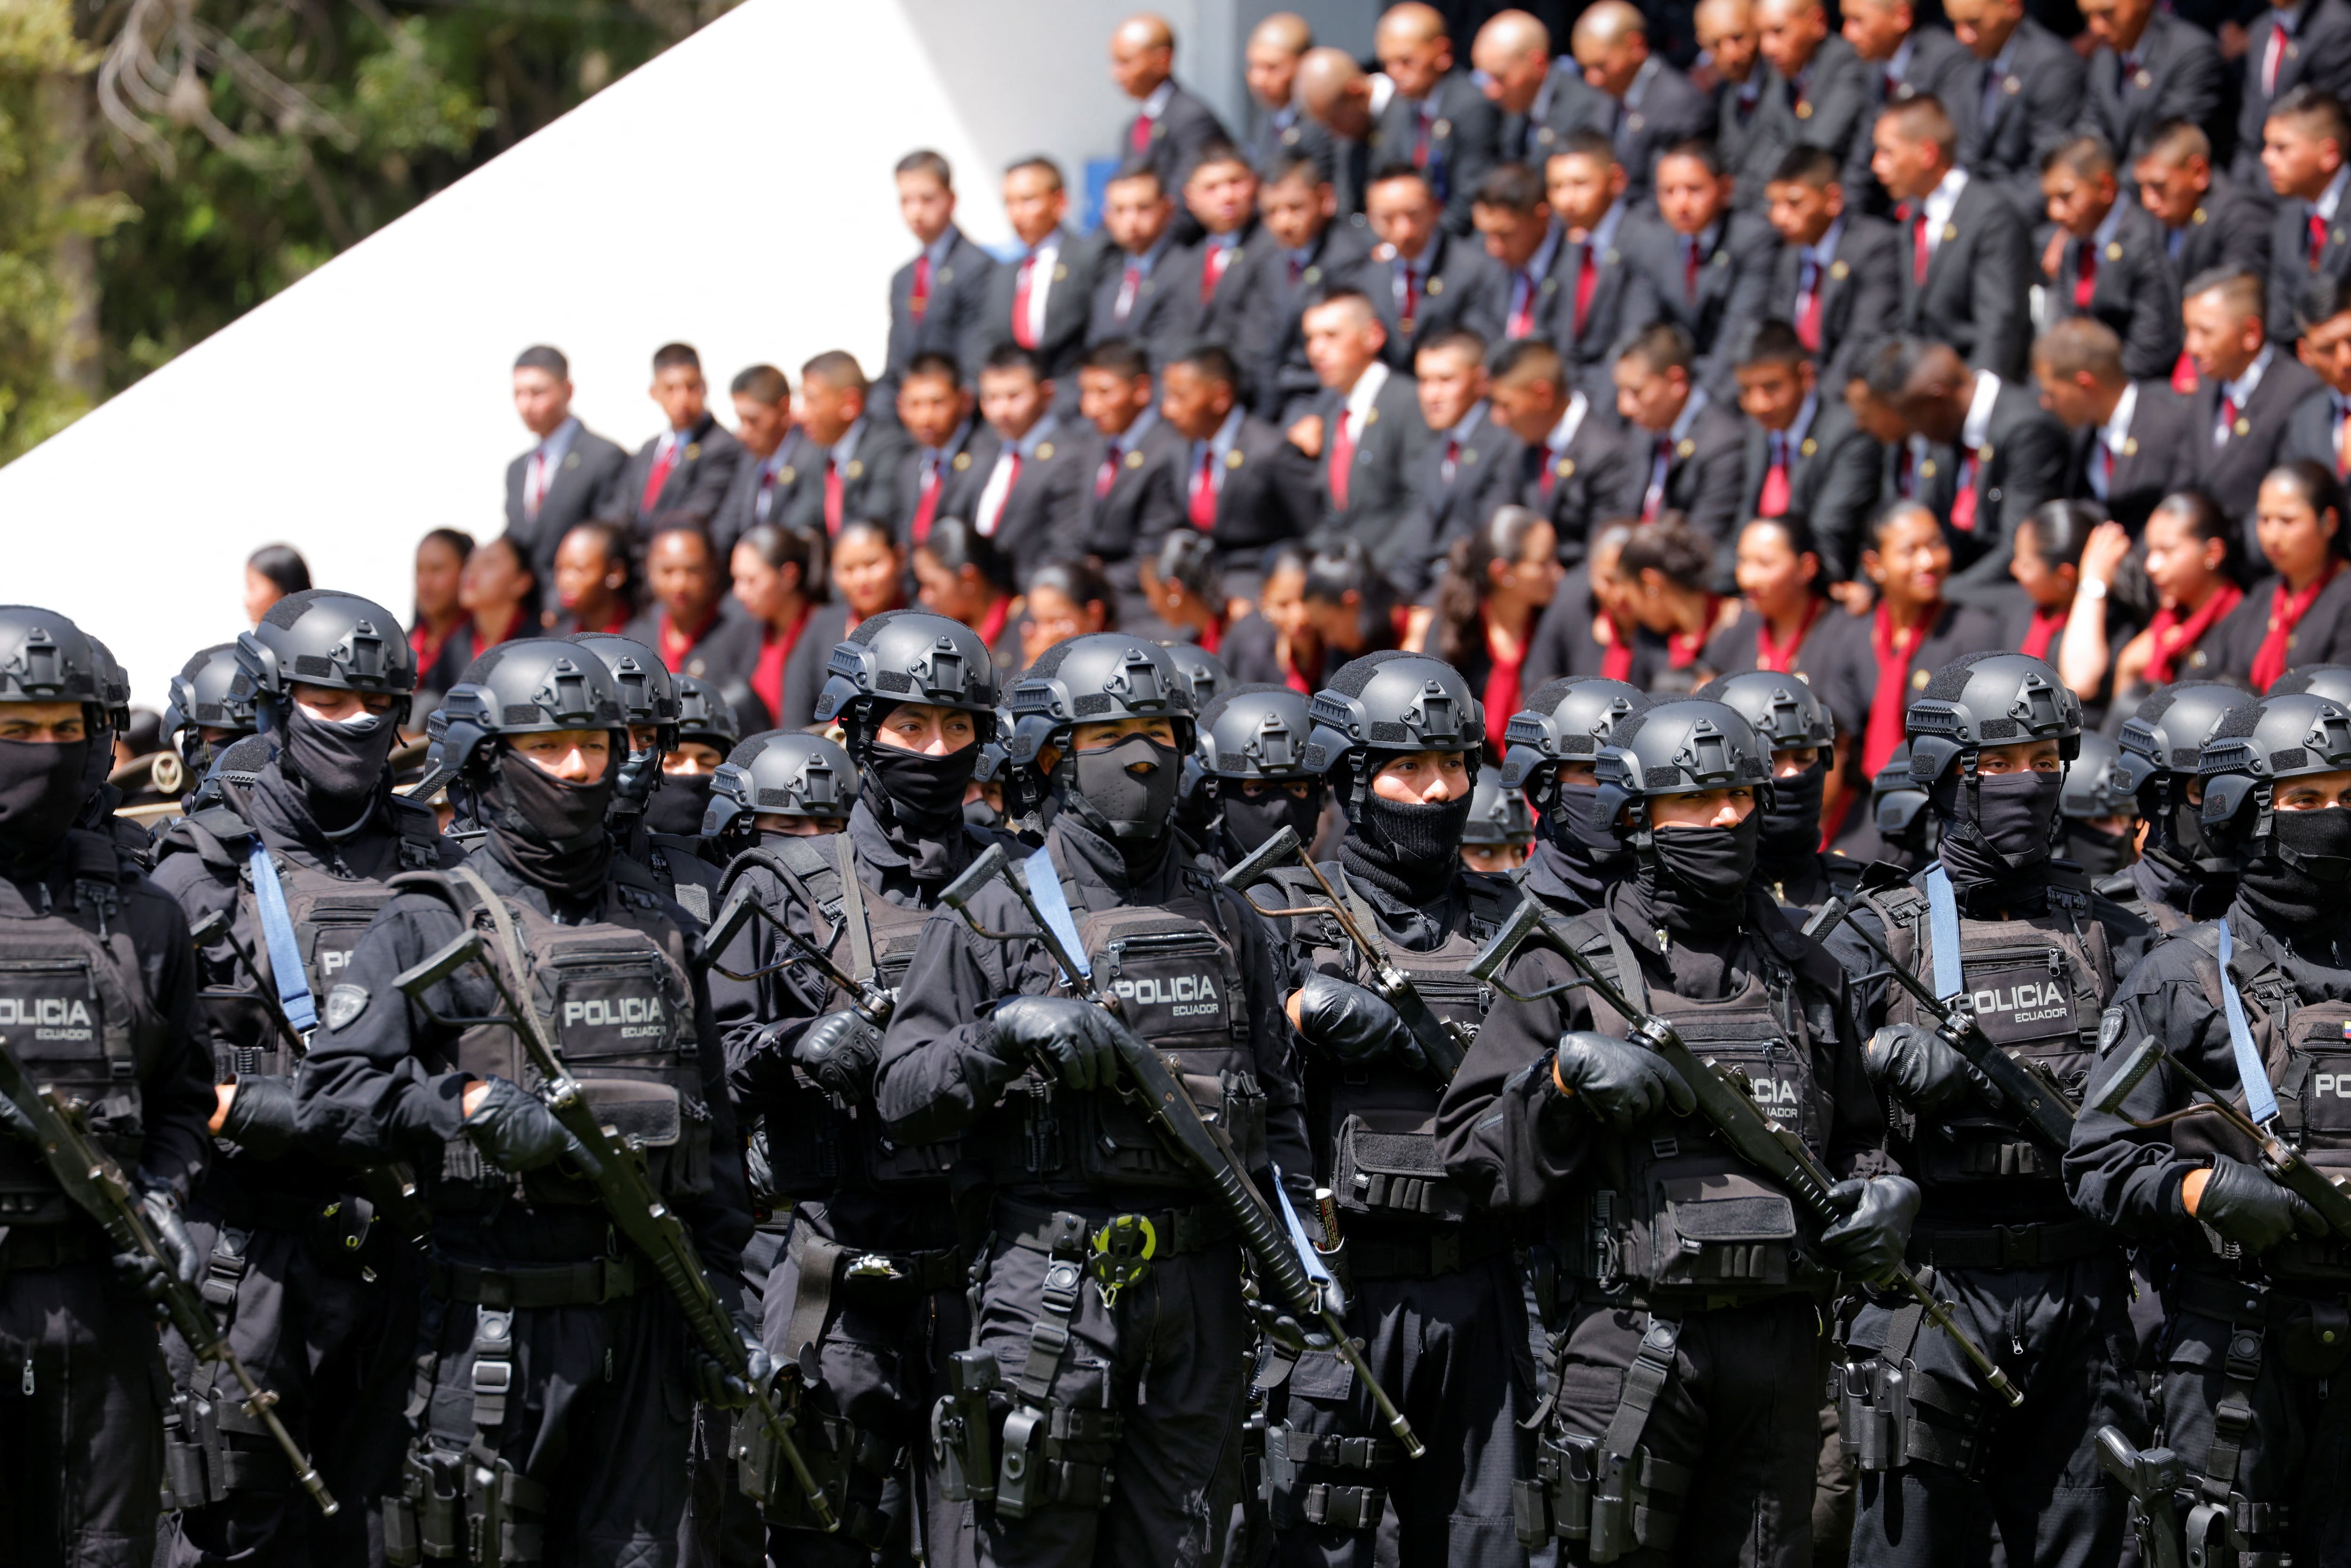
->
[2098, 1005, 2125, 1055]
[325, 984, 370, 1032]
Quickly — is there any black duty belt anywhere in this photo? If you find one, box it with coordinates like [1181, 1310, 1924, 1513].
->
[1906, 1217, 2114, 1271]
[1344, 1224, 1514, 1279]
[998, 1197, 1234, 1258]
[197, 1187, 339, 1235]
[427, 1255, 638, 1309]
[0, 1223, 103, 1271]
[2175, 1270, 2351, 1326]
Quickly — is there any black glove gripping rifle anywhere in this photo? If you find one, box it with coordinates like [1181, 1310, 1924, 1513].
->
[0, 1032, 339, 1515]
[1801, 894, 2077, 1156]
[1218, 825, 1465, 1079]
[938, 840, 1425, 1459]
[391, 872, 838, 1531]
[1470, 894, 2022, 1409]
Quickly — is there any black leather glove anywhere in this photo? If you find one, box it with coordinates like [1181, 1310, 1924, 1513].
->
[993, 995, 1123, 1092]
[1552, 1031, 1696, 1128]
[1863, 1024, 1994, 1113]
[1291, 974, 1425, 1071]
[1821, 1175, 1921, 1285]
[462, 1077, 580, 1173]
[2194, 1155, 2325, 1253]
[1246, 1296, 1338, 1355]
[216, 1074, 299, 1159]
[690, 1312, 774, 1410]
[113, 1185, 200, 1307]
[792, 1012, 884, 1104]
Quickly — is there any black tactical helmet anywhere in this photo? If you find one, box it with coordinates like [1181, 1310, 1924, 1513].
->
[164, 644, 259, 773]
[674, 675, 741, 754]
[703, 730, 860, 843]
[235, 589, 416, 731]
[1164, 643, 1230, 709]
[85, 637, 133, 736]
[1593, 699, 1775, 848]
[2200, 692, 2351, 870]
[424, 638, 629, 786]
[1873, 740, 1934, 848]
[1304, 651, 1485, 811]
[2267, 664, 2351, 704]
[1463, 768, 1537, 847]
[1007, 633, 1195, 771]
[1906, 651, 2082, 784]
[2113, 682, 2243, 805]
[1198, 684, 1317, 782]
[0, 606, 107, 717]
[2059, 732, 2134, 819]
[1698, 670, 1836, 753]
[568, 632, 680, 751]
[188, 732, 275, 813]
[1498, 676, 1649, 806]
[815, 609, 1002, 756]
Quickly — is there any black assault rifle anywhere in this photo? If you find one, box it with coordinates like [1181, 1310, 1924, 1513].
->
[938, 841, 1425, 1459]
[0, 1033, 338, 1516]
[1217, 824, 1467, 1079]
[1470, 894, 2023, 1409]
[700, 880, 894, 1029]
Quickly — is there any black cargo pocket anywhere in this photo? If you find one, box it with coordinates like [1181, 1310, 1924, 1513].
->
[1333, 1113, 1467, 1221]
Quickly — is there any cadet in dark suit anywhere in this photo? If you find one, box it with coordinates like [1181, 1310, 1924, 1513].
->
[1244, 13, 1333, 183]
[1611, 321, 1751, 542]
[1087, 162, 1184, 365]
[1570, 0, 1719, 200]
[607, 342, 743, 546]
[884, 150, 994, 397]
[1875, 94, 2035, 379]
[1735, 320, 1888, 582]
[2032, 316, 2202, 533]
[2235, 0, 2351, 189]
[966, 344, 1088, 586]
[1373, 4, 1502, 236]
[2262, 86, 2351, 344]
[1700, 0, 1783, 208]
[2077, 0, 2228, 173]
[2285, 274, 2351, 475]
[1536, 139, 1665, 400]
[1951, 0, 2088, 215]
[708, 362, 794, 559]
[1764, 144, 1905, 389]
[1110, 14, 1232, 211]
[621, 524, 765, 691]
[2185, 265, 2328, 533]
[1071, 338, 1185, 625]
[977, 157, 1100, 401]
[769, 352, 909, 544]
[1469, 161, 1574, 356]
[1296, 289, 1433, 583]
[1486, 336, 1634, 566]
[2134, 120, 2276, 347]
[1630, 137, 1783, 399]
[1472, 8, 1615, 167]
[1155, 145, 1266, 356]
[1298, 46, 1380, 221]
[1838, 0, 1982, 206]
[1148, 343, 1321, 589]
[891, 352, 994, 550]
[504, 344, 627, 589]
[1873, 334, 2072, 596]
[1397, 327, 1514, 593]
[1362, 163, 1505, 371]
[1239, 153, 1375, 423]
[2041, 135, 2186, 381]
[1755, 0, 1877, 173]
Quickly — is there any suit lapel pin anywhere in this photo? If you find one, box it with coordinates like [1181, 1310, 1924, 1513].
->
[1435, 118, 1452, 137]
[2235, 417, 2253, 436]
[940, 268, 954, 284]
[2106, 242, 2124, 260]
[1558, 458, 1576, 477]
[1126, 449, 1145, 468]
[1801, 438, 1818, 456]
[1797, 100, 1814, 118]
[1305, 266, 1322, 284]
[2122, 437, 2139, 456]
[1921, 458, 1938, 477]
[563, 453, 579, 469]
[685, 443, 701, 459]
[1943, 223, 1960, 242]
[846, 459, 864, 479]
[953, 452, 972, 471]
[780, 465, 796, 484]
[1054, 263, 1069, 281]
[1427, 276, 1444, 294]
[1036, 442, 1054, 461]
[1676, 438, 1696, 457]
[1365, 408, 1379, 425]
[1605, 249, 1620, 265]
[2004, 75, 2020, 93]
[1628, 112, 1644, 130]
[1227, 449, 1246, 468]
[1830, 260, 1850, 280]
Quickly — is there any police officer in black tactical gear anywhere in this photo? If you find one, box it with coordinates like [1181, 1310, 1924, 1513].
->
[1699, 670, 1842, 913]
[163, 643, 259, 797]
[1868, 741, 1937, 879]
[2109, 682, 2249, 938]
[712, 607, 1011, 1568]
[1461, 766, 1537, 878]
[1827, 650, 2149, 1568]
[566, 633, 725, 926]
[1438, 696, 1913, 1568]
[1496, 676, 1651, 917]
[0, 605, 216, 1568]
[1194, 682, 1327, 870]
[146, 590, 462, 1566]
[660, 673, 742, 843]
[874, 631, 1315, 1568]
[1215, 651, 1524, 1568]
[704, 730, 858, 852]
[77, 635, 154, 870]
[291, 638, 757, 1568]
[2058, 733, 2139, 884]
[2069, 689, 2351, 1568]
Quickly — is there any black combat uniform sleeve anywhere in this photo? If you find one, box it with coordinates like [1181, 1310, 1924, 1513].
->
[1220, 884, 1314, 1188]
[293, 891, 481, 1161]
[1436, 943, 1598, 1210]
[872, 898, 1042, 1144]
[2064, 947, 2222, 1239]
[128, 877, 220, 1205]
[678, 943, 752, 1273]
[1815, 960, 1896, 1182]
[711, 862, 838, 1103]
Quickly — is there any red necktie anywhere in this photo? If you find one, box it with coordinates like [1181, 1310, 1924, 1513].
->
[526, 451, 550, 520]
[1643, 437, 1672, 520]
[2338, 405, 2351, 480]
[2099, 440, 2116, 496]
[1399, 265, 1418, 329]
[1096, 446, 1118, 499]
[1683, 237, 1701, 303]
[911, 253, 931, 321]
[1574, 247, 1598, 339]
[1327, 410, 1355, 511]
[823, 455, 844, 536]
[1796, 258, 1824, 351]
[1539, 445, 1560, 499]
[641, 436, 678, 514]
[983, 453, 1021, 534]
[1509, 271, 1538, 339]
[1909, 206, 1930, 285]
[2265, 27, 2286, 96]
[1413, 102, 1433, 168]
[1951, 450, 1980, 532]
[1130, 113, 1153, 154]
[1441, 435, 1461, 484]
[2074, 243, 2097, 309]
[1202, 244, 1233, 305]
[1759, 433, 1791, 516]
[912, 456, 944, 544]
[2218, 393, 2239, 446]
[2312, 211, 2330, 270]
[1188, 446, 1217, 530]
[1117, 260, 1141, 321]
[2173, 350, 2198, 394]
[1012, 255, 1039, 349]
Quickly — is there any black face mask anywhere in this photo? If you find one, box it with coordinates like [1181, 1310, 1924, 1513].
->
[487, 749, 616, 897]
[1936, 769, 2062, 884]
[866, 742, 979, 829]
[641, 772, 714, 838]
[1222, 781, 1324, 858]
[2237, 812, 2351, 933]
[2273, 805, 2351, 881]
[1067, 735, 1183, 841]
[963, 796, 1003, 830]
[1759, 762, 1825, 874]
[0, 738, 90, 874]
[1640, 813, 1760, 934]
[1535, 785, 1638, 907]
[2065, 821, 2137, 880]
[1342, 791, 1476, 909]
[284, 706, 395, 822]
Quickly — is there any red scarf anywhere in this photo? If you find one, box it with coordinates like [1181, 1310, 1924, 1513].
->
[750, 602, 812, 729]
[1864, 601, 1935, 780]
[1753, 599, 1825, 674]
[1281, 639, 1316, 695]
[1198, 613, 1225, 656]
[410, 622, 444, 678]
[1483, 615, 1525, 730]
[1666, 596, 1721, 670]
[658, 603, 720, 672]
[1599, 611, 1634, 682]
[2250, 560, 2345, 690]
[2143, 583, 2243, 685]
[2019, 605, 2067, 662]
[976, 594, 1013, 654]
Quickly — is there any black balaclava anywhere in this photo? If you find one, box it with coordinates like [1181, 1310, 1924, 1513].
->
[1221, 780, 1325, 859]
[640, 771, 715, 839]
[281, 705, 396, 831]
[964, 796, 1003, 830]
[1534, 782, 1639, 907]
[1343, 783, 1475, 908]
[2240, 808, 2351, 932]
[1058, 733, 1182, 877]
[0, 738, 91, 875]
[1637, 812, 1761, 935]
[1933, 768, 2063, 890]
[485, 747, 616, 898]
[864, 740, 981, 883]
[1757, 759, 1826, 883]
[2064, 820, 2136, 880]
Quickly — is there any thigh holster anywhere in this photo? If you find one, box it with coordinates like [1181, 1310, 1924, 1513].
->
[731, 1376, 866, 1542]
[161, 1226, 294, 1504]
[2177, 1279, 2292, 1568]
[933, 1346, 1002, 1506]
[1835, 1300, 1983, 1476]
[382, 1307, 547, 1567]
[994, 1211, 1122, 1521]
[1515, 1311, 1691, 1562]
[1262, 1423, 1404, 1532]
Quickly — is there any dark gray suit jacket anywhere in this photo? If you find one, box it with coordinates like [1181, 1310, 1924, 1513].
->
[1615, 394, 1750, 541]
[1087, 240, 1186, 368]
[2285, 383, 2351, 475]
[505, 422, 628, 587]
[2079, 14, 2226, 173]
[1127, 82, 1232, 198]
[1933, 379, 2073, 595]
[886, 419, 994, 551]
[1156, 221, 1268, 362]
[620, 594, 765, 691]
[977, 229, 1103, 387]
[1584, 60, 1717, 202]
[2169, 173, 2275, 298]
[2234, 0, 2351, 187]
[1899, 173, 2034, 381]
[1306, 371, 1432, 579]
[885, 227, 995, 386]
[1373, 71, 1502, 236]
[1845, 29, 1983, 207]
[770, 421, 914, 541]
[1366, 227, 1506, 371]
[1499, 69, 1613, 166]
[1239, 222, 1376, 423]
[2050, 202, 2185, 383]
[609, 414, 743, 544]
[1628, 209, 1782, 399]
[1074, 415, 1186, 598]
[974, 421, 1089, 586]
[1252, 107, 1333, 188]
[1143, 418, 1322, 569]
[1757, 35, 1875, 173]
[2190, 351, 2326, 545]
[1968, 20, 2088, 217]
[1396, 405, 1517, 597]
[709, 446, 787, 561]
[1548, 215, 1664, 402]
[2269, 188, 2351, 346]
[1767, 214, 1903, 392]
[1737, 397, 1886, 582]
[2066, 380, 2200, 535]
[1491, 404, 1636, 567]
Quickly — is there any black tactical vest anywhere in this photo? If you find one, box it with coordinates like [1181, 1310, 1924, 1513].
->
[0, 832, 168, 1226]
